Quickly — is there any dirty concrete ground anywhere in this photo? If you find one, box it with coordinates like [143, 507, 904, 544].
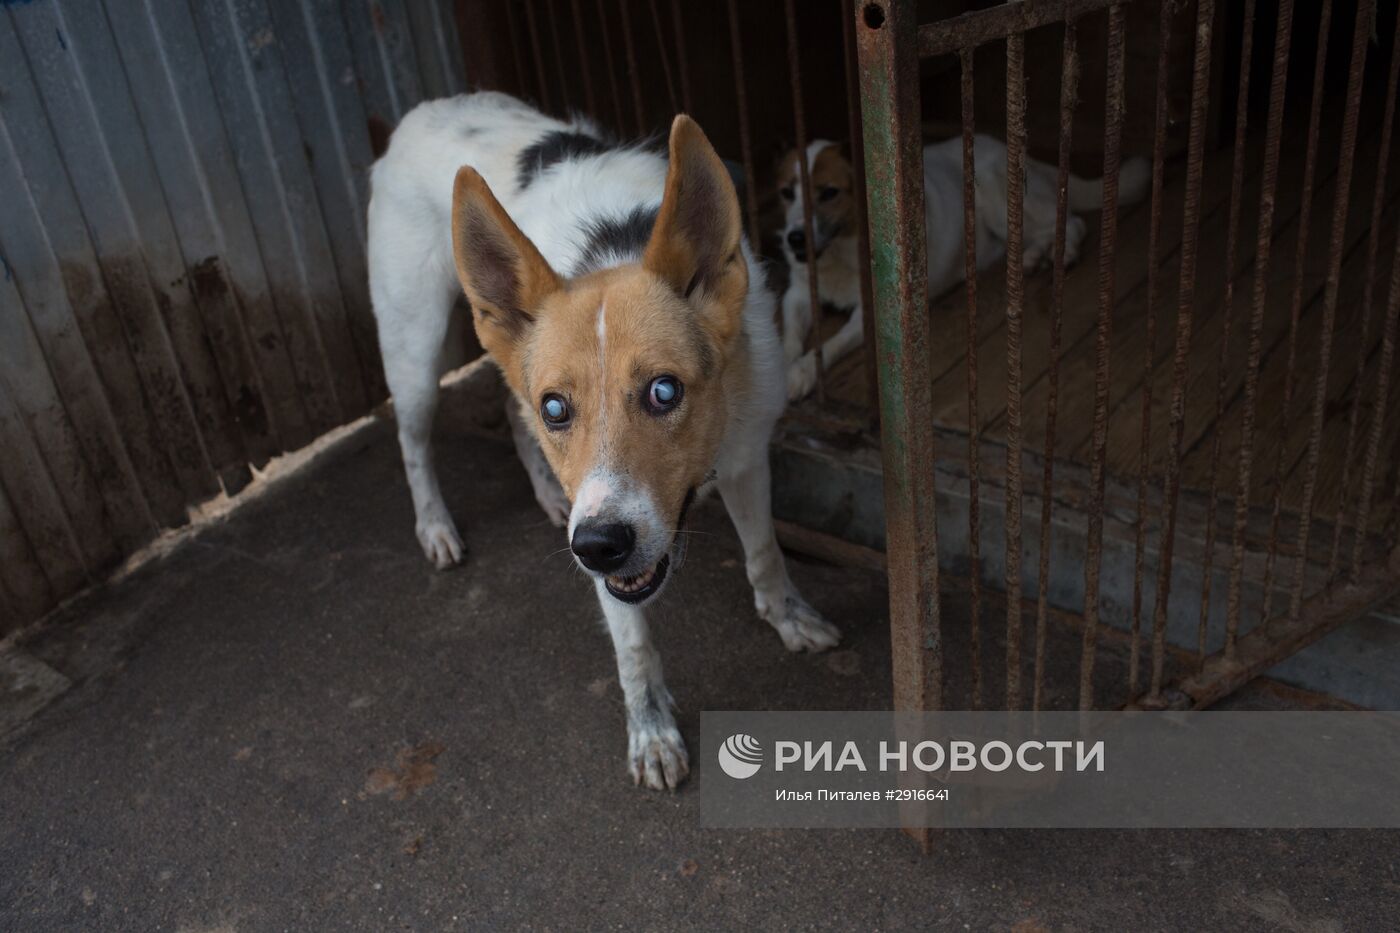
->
[1, 402, 1397, 931]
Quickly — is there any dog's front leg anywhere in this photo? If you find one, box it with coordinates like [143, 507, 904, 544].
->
[506, 397, 570, 526]
[596, 580, 689, 790]
[718, 457, 842, 652]
[780, 278, 813, 365]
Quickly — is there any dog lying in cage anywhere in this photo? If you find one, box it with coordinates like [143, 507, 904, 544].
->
[366, 92, 839, 790]
[777, 138, 1151, 400]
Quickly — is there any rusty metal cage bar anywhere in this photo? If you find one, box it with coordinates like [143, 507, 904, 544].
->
[1261, 0, 1334, 623]
[1033, 13, 1080, 713]
[1224, 0, 1295, 660]
[842, 0, 880, 419]
[784, 0, 828, 405]
[1287, 0, 1375, 620]
[1330, 3, 1399, 580]
[1196, 0, 1256, 664]
[958, 47, 984, 709]
[726, 0, 762, 249]
[1078, 1, 1128, 710]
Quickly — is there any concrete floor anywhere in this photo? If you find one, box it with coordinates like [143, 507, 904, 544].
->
[2, 404, 1397, 931]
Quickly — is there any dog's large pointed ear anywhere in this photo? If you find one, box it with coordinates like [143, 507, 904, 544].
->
[643, 116, 748, 342]
[452, 166, 561, 380]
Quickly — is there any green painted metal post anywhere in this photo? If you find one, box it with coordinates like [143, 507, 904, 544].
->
[855, 0, 941, 720]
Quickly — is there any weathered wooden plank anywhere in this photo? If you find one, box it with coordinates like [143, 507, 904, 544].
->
[188, 0, 368, 433]
[0, 16, 189, 529]
[0, 478, 54, 629]
[270, 0, 387, 401]
[11, 2, 223, 503]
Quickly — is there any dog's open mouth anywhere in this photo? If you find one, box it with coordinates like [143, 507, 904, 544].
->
[605, 554, 670, 604]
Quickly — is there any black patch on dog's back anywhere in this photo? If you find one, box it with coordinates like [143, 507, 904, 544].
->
[573, 206, 660, 276]
[516, 130, 610, 188]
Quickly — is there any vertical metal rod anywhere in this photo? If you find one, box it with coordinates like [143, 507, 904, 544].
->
[1034, 15, 1080, 714]
[1197, 0, 1256, 662]
[570, 0, 600, 118]
[546, 0, 574, 111]
[1224, 0, 1295, 659]
[1146, 0, 1215, 700]
[596, 0, 628, 132]
[647, 0, 680, 114]
[959, 48, 983, 710]
[1129, 1, 1173, 693]
[1078, 2, 1128, 711]
[669, 0, 694, 114]
[523, 0, 553, 113]
[727, 0, 761, 249]
[1262, 0, 1333, 622]
[785, 0, 826, 404]
[857, 0, 942, 719]
[1288, 0, 1375, 619]
[1354, 234, 1400, 578]
[842, 0, 880, 418]
[1004, 30, 1027, 710]
[619, 0, 648, 135]
[1332, 9, 1400, 579]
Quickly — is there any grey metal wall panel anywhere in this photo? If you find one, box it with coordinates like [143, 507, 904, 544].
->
[0, 0, 463, 632]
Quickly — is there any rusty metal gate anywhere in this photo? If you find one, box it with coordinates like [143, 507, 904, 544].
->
[855, 0, 1400, 717]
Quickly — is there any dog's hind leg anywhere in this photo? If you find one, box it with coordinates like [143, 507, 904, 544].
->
[596, 582, 689, 790]
[374, 267, 465, 569]
[506, 395, 569, 526]
[718, 454, 842, 652]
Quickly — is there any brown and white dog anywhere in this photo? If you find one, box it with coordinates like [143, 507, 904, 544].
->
[367, 93, 839, 790]
[777, 138, 1150, 399]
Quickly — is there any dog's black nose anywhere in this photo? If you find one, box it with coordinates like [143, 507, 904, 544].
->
[571, 522, 636, 574]
[786, 229, 806, 251]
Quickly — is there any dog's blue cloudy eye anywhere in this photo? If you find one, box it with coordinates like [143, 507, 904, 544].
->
[647, 376, 682, 414]
[541, 394, 570, 427]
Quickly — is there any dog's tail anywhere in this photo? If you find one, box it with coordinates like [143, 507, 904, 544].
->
[1067, 156, 1151, 211]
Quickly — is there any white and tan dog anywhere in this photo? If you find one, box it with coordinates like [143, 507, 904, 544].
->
[778, 138, 1150, 399]
[367, 92, 838, 790]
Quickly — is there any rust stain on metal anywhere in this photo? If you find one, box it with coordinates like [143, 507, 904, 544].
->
[841, 0, 879, 419]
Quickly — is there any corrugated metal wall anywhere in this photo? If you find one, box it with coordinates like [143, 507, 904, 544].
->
[0, 0, 465, 632]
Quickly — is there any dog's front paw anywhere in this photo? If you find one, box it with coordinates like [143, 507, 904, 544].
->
[416, 512, 465, 569]
[787, 353, 818, 401]
[758, 591, 842, 652]
[628, 721, 690, 790]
